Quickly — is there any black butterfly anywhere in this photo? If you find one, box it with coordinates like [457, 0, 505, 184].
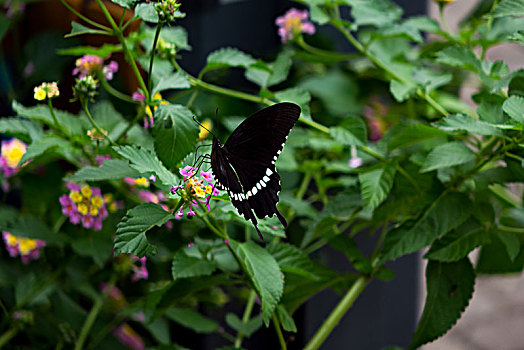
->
[209, 102, 301, 240]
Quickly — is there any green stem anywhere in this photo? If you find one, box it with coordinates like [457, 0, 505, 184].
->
[99, 79, 135, 103]
[148, 23, 163, 100]
[74, 277, 117, 350]
[297, 36, 358, 61]
[497, 225, 524, 234]
[58, 0, 111, 32]
[95, 0, 149, 101]
[438, 3, 452, 36]
[47, 99, 68, 136]
[234, 290, 257, 348]
[272, 313, 287, 350]
[0, 326, 18, 348]
[304, 276, 369, 350]
[82, 102, 118, 147]
[115, 109, 145, 143]
[119, 8, 126, 29]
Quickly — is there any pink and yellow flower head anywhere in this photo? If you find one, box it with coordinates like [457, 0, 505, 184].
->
[171, 167, 220, 218]
[124, 177, 150, 188]
[33, 82, 59, 101]
[73, 55, 118, 80]
[3, 231, 45, 264]
[59, 182, 109, 230]
[275, 8, 315, 43]
[1, 138, 27, 178]
[144, 93, 169, 129]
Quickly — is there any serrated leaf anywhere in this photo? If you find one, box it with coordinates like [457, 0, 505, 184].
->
[135, 3, 159, 23]
[359, 162, 397, 210]
[153, 72, 191, 94]
[330, 126, 364, 147]
[245, 50, 293, 88]
[276, 305, 297, 333]
[381, 192, 472, 262]
[110, 0, 136, 9]
[0, 118, 43, 141]
[267, 243, 317, 280]
[502, 95, 524, 122]
[493, 0, 524, 17]
[497, 231, 521, 262]
[19, 135, 73, 165]
[425, 219, 490, 262]
[57, 43, 122, 57]
[66, 21, 108, 38]
[165, 307, 220, 334]
[66, 159, 140, 182]
[206, 47, 256, 69]
[421, 142, 475, 173]
[114, 145, 179, 187]
[387, 124, 447, 151]
[225, 313, 263, 337]
[153, 104, 199, 170]
[436, 46, 481, 72]
[476, 234, 524, 274]
[230, 240, 283, 326]
[348, 0, 403, 27]
[172, 251, 217, 279]
[432, 114, 503, 136]
[390, 80, 416, 102]
[114, 203, 174, 257]
[409, 258, 475, 349]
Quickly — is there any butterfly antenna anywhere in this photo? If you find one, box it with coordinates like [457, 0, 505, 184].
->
[192, 115, 217, 139]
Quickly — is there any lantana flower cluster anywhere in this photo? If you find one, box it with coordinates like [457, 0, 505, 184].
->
[275, 8, 315, 43]
[59, 182, 110, 230]
[1, 138, 27, 178]
[170, 166, 219, 219]
[3, 231, 45, 264]
[73, 55, 118, 80]
[33, 82, 59, 101]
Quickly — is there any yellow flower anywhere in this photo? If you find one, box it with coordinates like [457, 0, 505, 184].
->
[77, 203, 89, 215]
[81, 185, 92, 198]
[5, 232, 17, 246]
[71, 191, 83, 203]
[33, 82, 59, 100]
[2, 139, 27, 168]
[18, 238, 37, 255]
[134, 177, 150, 187]
[194, 186, 205, 198]
[91, 196, 104, 208]
[34, 88, 46, 101]
[205, 185, 213, 194]
[198, 119, 212, 141]
[90, 207, 99, 216]
[145, 93, 169, 117]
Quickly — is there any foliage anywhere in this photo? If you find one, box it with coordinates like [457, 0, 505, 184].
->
[0, 0, 523, 349]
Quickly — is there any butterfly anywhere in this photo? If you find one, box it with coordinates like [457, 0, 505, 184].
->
[209, 102, 301, 240]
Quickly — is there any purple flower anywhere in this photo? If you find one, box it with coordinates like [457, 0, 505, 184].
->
[102, 61, 119, 80]
[113, 324, 145, 350]
[275, 8, 315, 43]
[1, 138, 27, 178]
[73, 55, 119, 81]
[348, 146, 363, 168]
[201, 170, 212, 182]
[132, 91, 146, 102]
[3, 231, 45, 264]
[179, 166, 196, 178]
[60, 183, 109, 231]
[130, 255, 148, 281]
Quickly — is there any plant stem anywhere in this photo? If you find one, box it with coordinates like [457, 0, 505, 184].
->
[272, 313, 287, 350]
[0, 326, 18, 347]
[297, 36, 358, 61]
[99, 79, 135, 103]
[498, 225, 524, 234]
[234, 289, 257, 348]
[82, 102, 118, 147]
[148, 23, 162, 100]
[58, 0, 111, 32]
[95, 0, 149, 101]
[438, 3, 452, 36]
[304, 276, 369, 350]
[75, 277, 117, 350]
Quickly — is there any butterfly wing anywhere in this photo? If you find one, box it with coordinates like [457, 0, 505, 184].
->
[222, 102, 300, 227]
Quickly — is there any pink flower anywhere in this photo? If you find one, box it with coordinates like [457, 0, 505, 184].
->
[113, 324, 145, 350]
[348, 146, 362, 168]
[3, 231, 45, 264]
[103, 61, 118, 80]
[130, 255, 148, 282]
[201, 170, 212, 182]
[1, 138, 27, 178]
[179, 166, 196, 178]
[132, 91, 146, 102]
[73, 55, 119, 80]
[59, 183, 109, 231]
[275, 8, 315, 43]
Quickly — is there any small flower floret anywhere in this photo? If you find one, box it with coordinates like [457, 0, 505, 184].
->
[59, 182, 109, 230]
[172, 167, 220, 218]
[73, 75, 99, 102]
[1, 138, 27, 178]
[33, 82, 59, 101]
[73, 55, 118, 80]
[3, 231, 45, 264]
[275, 8, 315, 43]
[154, 0, 181, 23]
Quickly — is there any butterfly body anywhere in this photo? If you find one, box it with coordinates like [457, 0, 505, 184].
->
[209, 102, 301, 240]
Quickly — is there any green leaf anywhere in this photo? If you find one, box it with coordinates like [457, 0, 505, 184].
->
[508, 69, 524, 97]
[15, 273, 55, 307]
[502, 95, 524, 122]
[172, 251, 217, 279]
[0, 118, 43, 141]
[420, 142, 475, 173]
[206, 47, 256, 69]
[153, 72, 191, 94]
[225, 313, 263, 337]
[114, 145, 179, 187]
[19, 135, 73, 165]
[275, 88, 312, 120]
[135, 3, 159, 23]
[245, 50, 292, 88]
[0, 14, 10, 42]
[381, 192, 472, 262]
[153, 104, 199, 170]
[329, 235, 372, 274]
[476, 234, 524, 273]
[493, 0, 524, 17]
[110, 0, 136, 9]
[390, 80, 416, 102]
[425, 219, 490, 262]
[230, 240, 283, 326]
[2, 216, 67, 245]
[66, 159, 141, 182]
[347, 0, 403, 27]
[310, 5, 330, 25]
[114, 203, 174, 257]
[276, 305, 297, 332]
[432, 114, 503, 136]
[57, 43, 122, 57]
[387, 124, 447, 151]
[436, 46, 481, 72]
[71, 232, 112, 267]
[409, 258, 475, 349]
[66, 21, 108, 37]
[267, 243, 317, 280]
[145, 318, 170, 345]
[165, 307, 220, 334]
[359, 162, 397, 210]
[498, 231, 521, 262]
[330, 121, 365, 147]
